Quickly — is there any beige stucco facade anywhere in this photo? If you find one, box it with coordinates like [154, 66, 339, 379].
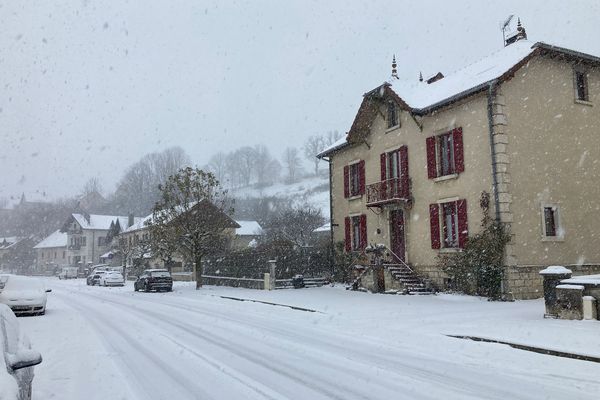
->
[327, 49, 600, 299]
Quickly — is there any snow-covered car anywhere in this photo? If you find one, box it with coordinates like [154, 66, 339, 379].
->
[134, 269, 173, 292]
[98, 271, 125, 287]
[0, 275, 51, 316]
[0, 303, 43, 400]
[86, 271, 106, 286]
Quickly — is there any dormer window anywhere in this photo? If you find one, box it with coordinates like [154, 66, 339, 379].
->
[387, 102, 399, 129]
[574, 69, 589, 102]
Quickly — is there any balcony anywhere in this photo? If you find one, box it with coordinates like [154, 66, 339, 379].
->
[68, 244, 81, 250]
[366, 177, 410, 207]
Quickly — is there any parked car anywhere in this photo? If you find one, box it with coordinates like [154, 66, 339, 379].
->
[86, 271, 106, 286]
[98, 271, 125, 287]
[58, 266, 78, 280]
[0, 304, 43, 400]
[0, 275, 51, 316]
[134, 269, 173, 292]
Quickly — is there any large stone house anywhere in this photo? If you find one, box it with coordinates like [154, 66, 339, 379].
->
[318, 32, 600, 299]
[61, 213, 142, 269]
[33, 230, 68, 272]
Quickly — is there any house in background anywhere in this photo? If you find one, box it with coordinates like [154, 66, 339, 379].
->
[61, 213, 143, 269]
[115, 200, 241, 272]
[318, 26, 600, 299]
[33, 230, 68, 273]
[0, 236, 37, 273]
[233, 220, 263, 249]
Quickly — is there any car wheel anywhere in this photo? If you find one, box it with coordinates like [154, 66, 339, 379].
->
[167, 287, 173, 292]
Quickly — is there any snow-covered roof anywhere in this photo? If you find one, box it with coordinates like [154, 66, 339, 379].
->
[33, 230, 67, 249]
[318, 40, 600, 159]
[561, 274, 600, 286]
[317, 135, 349, 158]
[122, 213, 153, 233]
[0, 237, 18, 247]
[235, 220, 263, 236]
[72, 213, 143, 231]
[313, 222, 331, 233]
[388, 40, 536, 110]
[539, 266, 573, 275]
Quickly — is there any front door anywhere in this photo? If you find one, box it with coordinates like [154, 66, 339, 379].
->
[390, 209, 406, 263]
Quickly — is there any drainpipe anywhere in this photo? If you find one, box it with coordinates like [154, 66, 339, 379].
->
[326, 157, 335, 277]
[487, 80, 501, 222]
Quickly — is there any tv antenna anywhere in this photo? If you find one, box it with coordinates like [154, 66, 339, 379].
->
[502, 15, 514, 47]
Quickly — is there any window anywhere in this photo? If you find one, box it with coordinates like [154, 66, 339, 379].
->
[81, 236, 87, 247]
[426, 128, 464, 179]
[98, 237, 106, 246]
[343, 160, 365, 198]
[429, 200, 468, 249]
[344, 214, 367, 252]
[387, 102, 399, 129]
[574, 69, 589, 102]
[542, 205, 563, 239]
[442, 202, 459, 248]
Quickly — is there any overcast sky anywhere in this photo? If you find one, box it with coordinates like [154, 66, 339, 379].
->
[1, 0, 599, 203]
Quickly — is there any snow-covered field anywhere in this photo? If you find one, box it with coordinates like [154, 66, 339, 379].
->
[18, 279, 600, 400]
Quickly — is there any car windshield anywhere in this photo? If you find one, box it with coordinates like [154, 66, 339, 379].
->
[1, 2, 600, 400]
[150, 271, 170, 278]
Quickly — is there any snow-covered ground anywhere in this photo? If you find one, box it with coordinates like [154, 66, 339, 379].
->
[19, 279, 600, 400]
[231, 175, 330, 218]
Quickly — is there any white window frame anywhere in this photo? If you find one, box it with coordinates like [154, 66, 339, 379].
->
[347, 160, 361, 198]
[541, 203, 564, 241]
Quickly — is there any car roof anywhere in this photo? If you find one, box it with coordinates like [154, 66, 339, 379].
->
[145, 269, 168, 272]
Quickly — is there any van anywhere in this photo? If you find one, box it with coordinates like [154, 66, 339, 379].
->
[58, 267, 78, 280]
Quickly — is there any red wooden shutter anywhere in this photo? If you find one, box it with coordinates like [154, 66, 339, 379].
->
[380, 153, 387, 181]
[358, 160, 365, 195]
[399, 145, 409, 198]
[344, 217, 351, 252]
[429, 203, 441, 249]
[457, 199, 468, 248]
[343, 165, 349, 198]
[426, 136, 437, 179]
[453, 127, 464, 173]
[359, 214, 367, 250]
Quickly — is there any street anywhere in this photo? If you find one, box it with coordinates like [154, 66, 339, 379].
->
[19, 279, 600, 400]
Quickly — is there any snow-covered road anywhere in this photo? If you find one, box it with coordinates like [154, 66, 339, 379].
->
[19, 279, 600, 400]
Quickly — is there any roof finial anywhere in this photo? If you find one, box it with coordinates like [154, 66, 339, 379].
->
[419, 71, 423, 82]
[516, 18, 527, 41]
[391, 55, 398, 79]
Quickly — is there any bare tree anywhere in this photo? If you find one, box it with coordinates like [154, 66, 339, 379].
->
[207, 152, 229, 185]
[303, 135, 325, 176]
[265, 204, 325, 248]
[110, 147, 191, 215]
[81, 177, 103, 197]
[324, 130, 343, 147]
[148, 167, 237, 289]
[236, 146, 257, 187]
[282, 147, 302, 183]
[253, 144, 273, 187]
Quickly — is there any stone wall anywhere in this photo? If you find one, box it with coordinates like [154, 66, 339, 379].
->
[202, 275, 264, 290]
[412, 264, 447, 290]
[505, 264, 600, 300]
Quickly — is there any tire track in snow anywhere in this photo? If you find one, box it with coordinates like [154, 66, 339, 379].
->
[70, 289, 526, 400]
[55, 292, 212, 400]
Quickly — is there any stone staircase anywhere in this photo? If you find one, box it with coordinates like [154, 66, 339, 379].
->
[385, 263, 435, 295]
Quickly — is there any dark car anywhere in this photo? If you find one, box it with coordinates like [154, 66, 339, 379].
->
[134, 269, 173, 292]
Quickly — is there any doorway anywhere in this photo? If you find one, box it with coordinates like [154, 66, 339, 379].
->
[389, 209, 406, 263]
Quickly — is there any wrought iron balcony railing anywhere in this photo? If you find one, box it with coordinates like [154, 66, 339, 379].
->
[366, 177, 409, 207]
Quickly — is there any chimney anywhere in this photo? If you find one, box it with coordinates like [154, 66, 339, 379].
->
[426, 72, 445, 84]
[419, 71, 423, 82]
[128, 213, 134, 228]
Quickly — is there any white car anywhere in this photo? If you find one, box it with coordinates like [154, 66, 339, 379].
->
[98, 271, 125, 287]
[0, 303, 43, 400]
[0, 275, 51, 316]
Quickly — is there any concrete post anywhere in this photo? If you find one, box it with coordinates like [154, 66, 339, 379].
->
[583, 296, 598, 320]
[263, 273, 271, 290]
[539, 266, 572, 318]
[268, 260, 276, 290]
